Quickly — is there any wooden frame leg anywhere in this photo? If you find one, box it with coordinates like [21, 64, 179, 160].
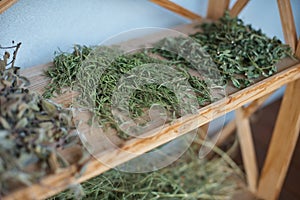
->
[235, 108, 258, 193]
[149, 0, 202, 20]
[212, 92, 273, 147]
[257, 79, 300, 200]
[229, 0, 250, 17]
[207, 0, 230, 20]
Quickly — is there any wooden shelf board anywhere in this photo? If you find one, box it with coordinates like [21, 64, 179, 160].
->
[3, 20, 300, 200]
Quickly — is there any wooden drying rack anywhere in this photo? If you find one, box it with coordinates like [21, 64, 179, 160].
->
[3, 0, 300, 199]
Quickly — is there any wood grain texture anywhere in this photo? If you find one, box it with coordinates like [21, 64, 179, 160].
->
[229, 0, 250, 17]
[277, 0, 297, 51]
[257, 78, 300, 200]
[207, 0, 230, 20]
[235, 108, 258, 193]
[0, 0, 17, 13]
[150, 0, 202, 20]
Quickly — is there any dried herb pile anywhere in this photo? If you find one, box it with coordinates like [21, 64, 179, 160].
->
[50, 141, 243, 200]
[0, 45, 80, 195]
[43, 45, 92, 99]
[43, 14, 292, 139]
[153, 12, 292, 88]
[45, 47, 210, 138]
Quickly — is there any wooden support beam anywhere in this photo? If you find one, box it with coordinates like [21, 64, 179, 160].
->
[277, 0, 297, 51]
[296, 39, 300, 59]
[243, 93, 273, 118]
[235, 108, 258, 193]
[198, 123, 209, 140]
[258, 78, 300, 200]
[229, 0, 250, 17]
[0, 0, 18, 13]
[149, 0, 202, 20]
[215, 120, 236, 147]
[212, 92, 273, 146]
[207, 0, 230, 20]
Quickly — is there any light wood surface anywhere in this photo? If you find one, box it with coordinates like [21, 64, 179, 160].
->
[229, 0, 250, 17]
[149, 0, 202, 20]
[0, 0, 17, 13]
[277, 0, 297, 51]
[296, 39, 300, 57]
[207, 0, 230, 20]
[235, 108, 258, 193]
[257, 78, 300, 200]
[257, 7, 300, 197]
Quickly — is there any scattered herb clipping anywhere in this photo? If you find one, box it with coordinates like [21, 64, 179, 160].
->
[49, 142, 243, 200]
[43, 45, 92, 99]
[0, 45, 81, 195]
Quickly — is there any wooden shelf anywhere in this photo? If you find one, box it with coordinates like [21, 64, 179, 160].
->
[3, 20, 300, 200]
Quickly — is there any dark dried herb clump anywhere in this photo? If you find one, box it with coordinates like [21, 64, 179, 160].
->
[0, 47, 79, 195]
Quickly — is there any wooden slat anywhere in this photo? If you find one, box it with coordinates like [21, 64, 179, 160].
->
[0, 0, 17, 13]
[4, 62, 300, 200]
[235, 108, 258, 193]
[207, 0, 230, 20]
[277, 0, 297, 51]
[150, 0, 202, 20]
[229, 0, 250, 17]
[296, 39, 300, 58]
[212, 92, 272, 146]
[257, 78, 300, 200]
[198, 123, 209, 140]
[215, 120, 236, 146]
[243, 92, 273, 118]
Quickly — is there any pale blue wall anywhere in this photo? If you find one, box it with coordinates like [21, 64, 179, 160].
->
[1, 0, 299, 68]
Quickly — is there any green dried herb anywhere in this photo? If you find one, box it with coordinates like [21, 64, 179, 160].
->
[49, 139, 243, 200]
[43, 45, 92, 99]
[45, 47, 211, 139]
[43, 13, 293, 140]
[154, 12, 293, 88]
